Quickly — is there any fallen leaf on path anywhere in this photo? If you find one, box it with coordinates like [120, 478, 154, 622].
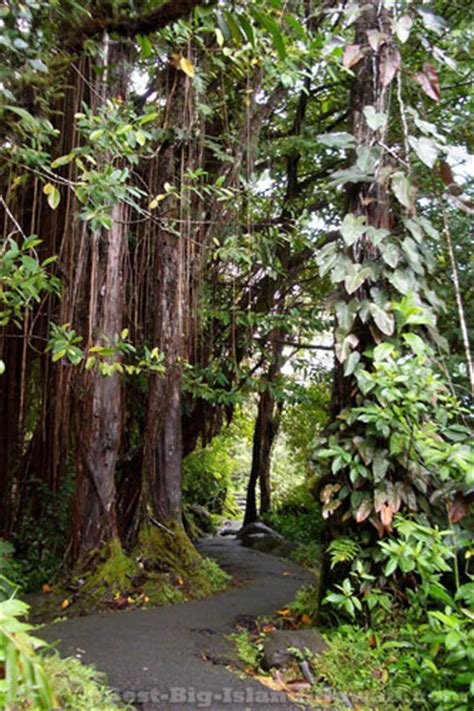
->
[277, 608, 291, 616]
[286, 679, 312, 692]
[310, 695, 333, 705]
[254, 674, 287, 692]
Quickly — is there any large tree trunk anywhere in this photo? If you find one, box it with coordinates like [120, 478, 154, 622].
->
[331, 0, 392, 417]
[140, 232, 184, 525]
[244, 330, 284, 526]
[138, 68, 189, 529]
[71, 42, 130, 557]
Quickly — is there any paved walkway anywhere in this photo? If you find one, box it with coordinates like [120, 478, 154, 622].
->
[41, 535, 314, 710]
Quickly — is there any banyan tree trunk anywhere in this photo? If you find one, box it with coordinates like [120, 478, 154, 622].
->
[331, 0, 392, 417]
[70, 42, 130, 557]
[244, 330, 284, 526]
[138, 68, 190, 529]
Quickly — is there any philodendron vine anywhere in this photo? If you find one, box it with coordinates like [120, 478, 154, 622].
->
[315, 1, 473, 550]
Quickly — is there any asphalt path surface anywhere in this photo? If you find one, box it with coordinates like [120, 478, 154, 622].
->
[41, 535, 314, 710]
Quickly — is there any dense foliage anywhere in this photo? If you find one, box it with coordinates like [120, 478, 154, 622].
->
[0, 0, 472, 707]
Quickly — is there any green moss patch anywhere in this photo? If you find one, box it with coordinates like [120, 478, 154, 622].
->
[30, 527, 230, 623]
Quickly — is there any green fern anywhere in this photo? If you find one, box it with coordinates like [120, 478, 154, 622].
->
[327, 537, 361, 568]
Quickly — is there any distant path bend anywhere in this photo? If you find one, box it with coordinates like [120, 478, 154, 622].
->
[41, 536, 314, 710]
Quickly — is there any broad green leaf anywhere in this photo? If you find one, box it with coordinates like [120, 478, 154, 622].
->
[380, 242, 400, 269]
[387, 269, 413, 294]
[336, 300, 358, 330]
[138, 112, 159, 126]
[340, 213, 367, 246]
[344, 266, 373, 295]
[89, 129, 104, 141]
[43, 183, 60, 210]
[5, 105, 37, 125]
[51, 152, 75, 169]
[363, 105, 387, 130]
[403, 218, 424, 243]
[365, 226, 390, 247]
[237, 14, 255, 46]
[224, 11, 244, 44]
[284, 15, 307, 40]
[418, 8, 448, 35]
[344, 351, 360, 376]
[394, 15, 413, 44]
[391, 172, 414, 209]
[136, 129, 146, 146]
[355, 145, 380, 173]
[401, 237, 424, 274]
[317, 132, 356, 149]
[372, 450, 389, 482]
[373, 342, 395, 362]
[369, 303, 395, 335]
[402, 332, 427, 355]
[408, 136, 439, 168]
[335, 333, 359, 363]
[251, 10, 286, 60]
[136, 33, 152, 58]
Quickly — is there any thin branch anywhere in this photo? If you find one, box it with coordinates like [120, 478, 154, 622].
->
[438, 193, 474, 398]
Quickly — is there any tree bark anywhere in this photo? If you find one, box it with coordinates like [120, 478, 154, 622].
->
[244, 330, 284, 526]
[138, 68, 188, 529]
[71, 42, 130, 557]
[331, 0, 392, 417]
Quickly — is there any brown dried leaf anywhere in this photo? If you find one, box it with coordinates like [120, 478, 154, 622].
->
[380, 503, 394, 528]
[254, 674, 287, 692]
[355, 498, 373, 523]
[380, 47, 401, 87]
[448, 494, 473, 524]
[366, 29, 387, 52]
[414, 63, 440, 101]
[369, 515, 385, 537]
[438, 159, 463, 195]
[286, 680, 312, 692]
[343, 44, 365, 69]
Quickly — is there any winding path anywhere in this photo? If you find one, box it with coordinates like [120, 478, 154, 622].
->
[41, 535, 314, 710]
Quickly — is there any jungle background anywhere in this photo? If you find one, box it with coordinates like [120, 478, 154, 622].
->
[0, 0, 473, 709]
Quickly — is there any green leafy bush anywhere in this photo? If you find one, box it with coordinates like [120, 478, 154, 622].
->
[316, 297, 472, 537]
[12, 476, 73, 592]
[264, 483, 323, 545]
[182, 408, 254, 515]
[0, 596, 56, 709]
[323, 516, 474, 710]
[0, 593, 124, 710]
[0, 541, 22, 596]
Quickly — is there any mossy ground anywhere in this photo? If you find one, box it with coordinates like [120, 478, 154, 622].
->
[29, 525, 230, 623]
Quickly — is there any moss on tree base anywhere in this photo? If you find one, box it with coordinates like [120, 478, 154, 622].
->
[30, 526, 230, 623]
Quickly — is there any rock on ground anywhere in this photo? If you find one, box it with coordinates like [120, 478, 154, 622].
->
[238, 522, 296, 557]
[262, 628, 328, 670]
